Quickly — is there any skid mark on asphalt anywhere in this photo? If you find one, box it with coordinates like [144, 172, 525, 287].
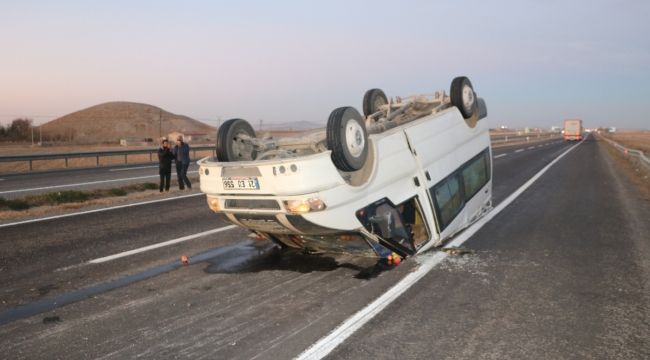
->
[0, 241, 254, 326]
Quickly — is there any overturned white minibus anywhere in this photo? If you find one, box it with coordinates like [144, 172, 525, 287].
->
[199, 76, 491, 258]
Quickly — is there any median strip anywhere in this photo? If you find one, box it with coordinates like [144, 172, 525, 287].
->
[0, 193, 203, 228]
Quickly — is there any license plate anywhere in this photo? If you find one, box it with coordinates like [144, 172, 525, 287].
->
[222, 177, 259, 190]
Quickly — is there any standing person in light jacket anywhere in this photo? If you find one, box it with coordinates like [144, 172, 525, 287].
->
[172, 135, 192, 190]
[157, 139, 174, 192]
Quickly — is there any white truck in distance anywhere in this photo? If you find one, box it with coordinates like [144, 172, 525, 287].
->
[199, 76, 492, 258]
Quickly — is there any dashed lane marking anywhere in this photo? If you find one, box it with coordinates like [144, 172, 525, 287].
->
[296, 139, 585, 360]
[515, 149, 524, 153]
[88, 225, 238, 264]
[493, 153, 508, 159]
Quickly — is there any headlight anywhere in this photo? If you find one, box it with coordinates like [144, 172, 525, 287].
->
[207, 197, 220, 212]
[284, 197, 326, 214]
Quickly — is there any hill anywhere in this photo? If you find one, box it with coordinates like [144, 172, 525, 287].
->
[41, 102, 214, 144]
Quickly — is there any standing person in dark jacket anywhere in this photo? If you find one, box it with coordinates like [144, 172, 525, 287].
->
[173, 135, 192, 190]
[158, 139, 174, 192]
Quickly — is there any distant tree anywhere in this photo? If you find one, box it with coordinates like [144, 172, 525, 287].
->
[8, 118, 33, 141]
[0, 124, 6, 140]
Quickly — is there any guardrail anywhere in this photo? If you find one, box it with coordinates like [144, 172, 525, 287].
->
[0, 146, 216, 173]
[490, 132, 562, 145]
[598, 135, 650, 169]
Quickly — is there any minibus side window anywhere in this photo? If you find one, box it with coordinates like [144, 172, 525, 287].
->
[432, 173, 464, 231]
[461, 150, 490, 201]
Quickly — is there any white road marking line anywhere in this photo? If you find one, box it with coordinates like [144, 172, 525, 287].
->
[493, 153, 508, 159]
[527, 146, 535, 150]
[296, 140, 584, 360]
[537, 145, 543, 148]
[0, 193, 203, 229]
[514, 149, 524, 153]
[88, 225, 237, 264]
[0, 171, 198, 195]
[109, 165, 158, 172]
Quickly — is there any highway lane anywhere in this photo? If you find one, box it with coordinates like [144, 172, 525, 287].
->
[0, 137, 576, 357]
[329, 136, 650, 359]
[0, 139, 560, 199]
[0, 163, 201, 199]
[3, 136, 644, 359]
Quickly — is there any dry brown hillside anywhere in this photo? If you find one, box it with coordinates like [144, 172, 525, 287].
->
[41, 102, 215, 144]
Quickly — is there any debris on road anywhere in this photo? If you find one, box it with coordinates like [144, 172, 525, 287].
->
[441, 247, 474, 256]
[180, 255, 189, 265]
[42, 315, 61, 324]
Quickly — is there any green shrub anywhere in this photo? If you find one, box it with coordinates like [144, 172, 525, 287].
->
[142, 182, 158, 190]
[109, 188, 128, 196]
[7, 199, 30, 211]
[44, 190, 90, 204]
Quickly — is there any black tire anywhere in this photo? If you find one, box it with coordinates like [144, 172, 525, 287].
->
[362, 88, 388, 117]
[216, 118, 257, 161]
[327, 107, 368, 171]
[450, 76, 477, 119]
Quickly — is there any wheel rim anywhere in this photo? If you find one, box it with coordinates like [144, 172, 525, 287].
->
[345, 119, 365, 158]
[231, 130, 254, 160]
[462, 84, 475, 113]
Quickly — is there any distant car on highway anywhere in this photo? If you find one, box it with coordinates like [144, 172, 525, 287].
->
[198, 77, 492, 258]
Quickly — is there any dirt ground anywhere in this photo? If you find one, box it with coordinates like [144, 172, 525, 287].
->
[599, 137, 650, 200]
[601, 130, 650, 154]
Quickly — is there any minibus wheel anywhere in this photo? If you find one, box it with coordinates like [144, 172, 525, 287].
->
[216, 118, 257, 161]
[362, 88, 388, 118]
[327, 107, 368, 171]
[450, 76, 477, 119]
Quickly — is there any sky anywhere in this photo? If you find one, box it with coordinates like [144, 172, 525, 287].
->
[1, 0, 649, 129]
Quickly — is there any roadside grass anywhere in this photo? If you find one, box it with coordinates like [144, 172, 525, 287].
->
[0, 182, 161, 211]
[602, 130, 650, 154]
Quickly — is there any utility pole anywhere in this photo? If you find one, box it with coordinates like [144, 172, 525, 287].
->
[259, 119, 263, 131]
[39, 125, 42, 145]
[31, 126, 34, 146]
[159, 109, 162, 139]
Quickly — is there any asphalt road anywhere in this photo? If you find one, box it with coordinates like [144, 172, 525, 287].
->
[0, 136, 560, 199]
[0, 136, 648, 359]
